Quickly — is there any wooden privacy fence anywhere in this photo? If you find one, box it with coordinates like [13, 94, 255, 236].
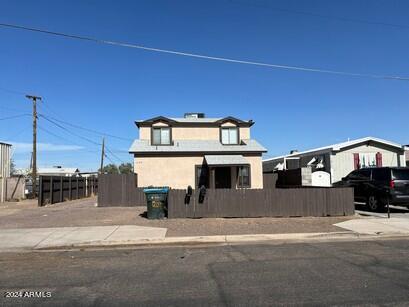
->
[168, 187, 354, 218]
[97, 174, 354, 218]
[38, 175, 98, 206]
[98, 174, 145, 207]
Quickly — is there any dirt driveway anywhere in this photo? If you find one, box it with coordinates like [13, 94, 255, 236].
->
[0, 197, 356, 237]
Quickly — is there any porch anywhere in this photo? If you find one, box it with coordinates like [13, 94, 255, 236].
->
[197, 155, 250, 189]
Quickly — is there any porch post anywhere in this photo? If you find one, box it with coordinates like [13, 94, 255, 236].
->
[209, 167, 215, 189]
[231, 166, 237, 189]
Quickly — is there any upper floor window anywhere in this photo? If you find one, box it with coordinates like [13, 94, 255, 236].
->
[221, 127, 238, 145]
[152, 127, 171, 145]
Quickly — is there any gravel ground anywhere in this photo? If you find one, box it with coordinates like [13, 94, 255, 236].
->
[0, 197, 356, 236]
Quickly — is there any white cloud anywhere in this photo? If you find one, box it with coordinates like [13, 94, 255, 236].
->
[11, 142, 84, 153]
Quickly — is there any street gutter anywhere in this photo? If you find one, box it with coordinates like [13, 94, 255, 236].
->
[31, 231, 409, 252]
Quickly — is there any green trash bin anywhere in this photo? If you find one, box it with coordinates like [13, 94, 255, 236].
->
[143, 187, 169, 219]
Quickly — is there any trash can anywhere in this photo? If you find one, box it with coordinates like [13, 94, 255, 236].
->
[143, 187, 169, 219]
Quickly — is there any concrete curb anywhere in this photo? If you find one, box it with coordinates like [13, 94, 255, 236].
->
[33, 231, 409, 251]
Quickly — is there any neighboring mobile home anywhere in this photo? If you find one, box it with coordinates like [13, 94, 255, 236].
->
[263, 137, 406, 184]
[129, 113, 267, 189]
[38, 166, 80, 177]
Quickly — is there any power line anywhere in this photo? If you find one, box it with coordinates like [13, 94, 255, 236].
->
[230, 0, 409, 30]
[0, 114, 30, 121]
[0, 86, 26, 96]
[38, 110, 133, 142]
[105, 145, 127, 164]
[0, 105, 27, 113]
[38, 124, 97, 152]
[3, 124, 31, 142]
[38, 115, 123, 163]
[39, 114, 101, 146]
[1, 22, 408, 81]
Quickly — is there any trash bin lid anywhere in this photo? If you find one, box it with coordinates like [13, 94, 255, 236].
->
[143, 187, 169, 194]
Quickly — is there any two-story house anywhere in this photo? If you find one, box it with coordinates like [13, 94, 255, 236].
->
[129, 113, 267, 189]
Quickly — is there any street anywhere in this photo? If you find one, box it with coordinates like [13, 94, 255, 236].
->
[1, 239, 409, 306]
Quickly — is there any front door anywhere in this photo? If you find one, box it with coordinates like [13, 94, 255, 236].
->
[215, 167, 231, 189]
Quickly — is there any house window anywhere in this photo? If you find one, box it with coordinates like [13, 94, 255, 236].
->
[221, 127, 238, 145]
[238, 165, 250, 188]
[196, 166, 209, 188]
[152, 127, 171, 145]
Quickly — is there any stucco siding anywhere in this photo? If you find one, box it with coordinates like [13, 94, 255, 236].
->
[139, 126, 251, 142]
[139, 127, 150, 140]
[245, 155, 263, 189]
[134, 154, 263, 189]
[134, 156, 203, 189]
[172, 127, 220, 140]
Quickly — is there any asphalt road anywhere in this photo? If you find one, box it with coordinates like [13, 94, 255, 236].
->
[1, 239, 409, 306]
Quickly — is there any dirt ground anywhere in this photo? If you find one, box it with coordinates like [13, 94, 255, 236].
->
[0, 197, 357, 237]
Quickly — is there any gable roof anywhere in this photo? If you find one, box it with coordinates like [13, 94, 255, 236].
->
[135, 116, 254, 127]
[129, 139, 266, 154]
[263, 136, 404, 162]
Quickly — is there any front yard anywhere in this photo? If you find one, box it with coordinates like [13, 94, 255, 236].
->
[0, 197, 356, 237]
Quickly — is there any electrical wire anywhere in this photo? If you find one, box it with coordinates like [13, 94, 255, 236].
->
[39, 115, 124, 163]
[230, 0, 409, 30]
[39, 114, 102, 146]
[0, 86, 26, 96]
[38, 110, 133, 142]
[3, 124, 31, 142]
[0, 114, 30, 121]
[1, 22, 408, 81]
[105, 145, 128, 164]
[0, 105, 27, 113]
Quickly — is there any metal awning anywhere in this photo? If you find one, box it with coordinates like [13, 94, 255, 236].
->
[204, 155, 249, 166]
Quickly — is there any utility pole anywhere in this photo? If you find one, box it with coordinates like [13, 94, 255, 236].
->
[100, 137, 105, 173]
[26, 95, 41, 198]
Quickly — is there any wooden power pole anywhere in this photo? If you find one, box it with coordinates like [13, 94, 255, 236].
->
[100, 137, 105, 173]
[26, 95, 41, 199]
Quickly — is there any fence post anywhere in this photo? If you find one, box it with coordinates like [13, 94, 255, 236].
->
[50, 176, 54, 204]
[69, 177, 72, 200]
[76, 177, 79, 199]
[60, 176, 63, 202]
[38, 176, 43, 207]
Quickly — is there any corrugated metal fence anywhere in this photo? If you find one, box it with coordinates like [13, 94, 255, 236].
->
[38, 176, 98, 206]
[97, 174, 354, 217]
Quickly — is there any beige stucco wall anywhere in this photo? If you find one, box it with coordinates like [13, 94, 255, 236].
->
[172, 127, 220, 140]
[245, 155, 263, 189]
[139, 126, 251, 142]
[135, 156, 204, 189]
[331, 144, 405, 183]
[139, 127, 150, 140]
[134, 154, 263, 189]
[240, 127, 250, 139]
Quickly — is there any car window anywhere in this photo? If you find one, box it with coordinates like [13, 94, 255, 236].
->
[347, 170, 360, 179]
[372, 168, 391, 181]
[348, 169, 370, 180]
[359, 169, 371, 180]
[392, 169, 409, 180]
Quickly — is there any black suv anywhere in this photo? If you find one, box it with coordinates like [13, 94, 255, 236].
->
[334, 167, 409, 211]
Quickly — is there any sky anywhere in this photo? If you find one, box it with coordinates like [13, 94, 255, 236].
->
[0, 0, 408, 171]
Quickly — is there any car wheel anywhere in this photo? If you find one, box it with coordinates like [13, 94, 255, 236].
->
[367, 195, 381, 212]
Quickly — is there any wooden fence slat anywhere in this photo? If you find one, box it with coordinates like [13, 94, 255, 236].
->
[38, 175, 98, 206]
[96, 174, 354, 218]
